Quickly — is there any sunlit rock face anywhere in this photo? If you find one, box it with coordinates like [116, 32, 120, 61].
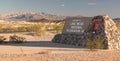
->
[103, 15, 120, 49]
[52, 15, 120, 49]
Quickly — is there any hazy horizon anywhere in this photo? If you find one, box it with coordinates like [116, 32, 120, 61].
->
[0, 0, 120, 18]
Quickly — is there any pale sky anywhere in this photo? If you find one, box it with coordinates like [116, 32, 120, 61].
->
[0, 0, 120, 17]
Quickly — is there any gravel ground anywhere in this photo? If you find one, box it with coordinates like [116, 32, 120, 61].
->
[0, 50, 120, 61]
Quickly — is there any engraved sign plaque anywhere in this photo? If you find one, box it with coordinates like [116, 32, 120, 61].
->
[62, 17, 92, 34]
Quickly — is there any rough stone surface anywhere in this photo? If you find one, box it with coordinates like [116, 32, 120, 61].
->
[52, 15, 120, 49]
[103, 15, 120, 49]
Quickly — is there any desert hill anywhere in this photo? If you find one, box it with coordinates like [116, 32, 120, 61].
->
[0, 12, 66, 21]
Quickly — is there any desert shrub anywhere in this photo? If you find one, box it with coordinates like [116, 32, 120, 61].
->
[38, 50, 52, 54]
[54, 25, 61, 34]
[2, 27, 18, 32]
[0, 36, 6, 43]
[86, 39, 95, 50]
[116, 23, 120, 30]
[9, 35, 26, 43]
[53, 23, 64, 34]
[26, 24, 46, 36]
[0, 25, 3, 32]
[94, 37, 105, 49]
[17, 26, 27, 32]
[26, 24, 41, 32]
[36, 26, 46, 36]
[86, 37, 105, 50]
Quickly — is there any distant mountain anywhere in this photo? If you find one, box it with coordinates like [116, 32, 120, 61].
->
[113, 18, 120, 21]
[0, 12, 66, 21]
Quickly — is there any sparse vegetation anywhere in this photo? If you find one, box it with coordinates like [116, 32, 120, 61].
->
[26, 24, 46, 36]
[86, 37, 105, 50]
[0, 21, 64, 35]
[0, 36, 6, 43]
[2, 27, 18, 33]
[17, 26, 27, 32]
[116, 22, 120, 30]
[94, 37, 105, 49]
[9, 34, 26, 43]
[37, 50, 52, 54]
[53, 22, 64, 34]
[86, 39, 95, 50]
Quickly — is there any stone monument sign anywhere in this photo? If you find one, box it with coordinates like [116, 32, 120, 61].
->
[52, 15, 120, 49]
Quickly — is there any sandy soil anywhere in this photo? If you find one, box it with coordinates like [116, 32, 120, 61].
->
[0, 32, 120, 61]
[0, 32, 55, 41]
[0, 51, 120, 61]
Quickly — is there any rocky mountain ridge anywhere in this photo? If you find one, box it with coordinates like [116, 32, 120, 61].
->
[0, 12, 66, 21]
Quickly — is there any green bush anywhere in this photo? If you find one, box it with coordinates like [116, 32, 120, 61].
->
[0, 36, 6, 43]
[9, 35, 26, 43]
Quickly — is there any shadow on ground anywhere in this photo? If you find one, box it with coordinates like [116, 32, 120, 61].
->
[0, 41, 81, 49]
